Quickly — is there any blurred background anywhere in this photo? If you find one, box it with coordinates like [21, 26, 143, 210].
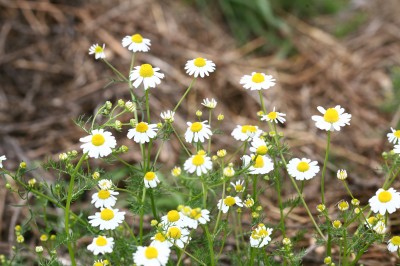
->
[1, 0, 400, 264]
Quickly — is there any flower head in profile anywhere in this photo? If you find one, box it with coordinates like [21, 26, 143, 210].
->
[144, 171, 160, 188]
[240, 72, 276, 91]
[91, 188, 119, 208]
[311, 105, 351, 131]
[369, 187, 400, 215]
[337, 169, 347, 180]
[122, 33, 151, 52]
[261, 107, 286, 124]
[250, 224, 273, 248]
[217, 196, 243, 213]
[373, 220, 387, 234]
[183, 150, 212, 176]
[231, 125, 262, 141]
[249, 138, 269, 155]
[178, 205, 210, 229]
[185, 121, 212, 143]
[133, 242, 171, 266]
[98, 179, 113, 190]
[80, 129, 117, 158]
[160, 110, 175, 123]
[130, 64, 164, 89]
[184, 57, 215, 78]
[88, 208, 125, 230]
[87, 235, 114, 255]
[127, 122, 158, 144]
[89, 44, 105, 59]
[388, 236, 400, 252]
[287, 158, 320, 181]
[0, 155, 6, 168]
[387, 127, 400, 144]
[164, 226, 191, 248]
[242, 154, 274, 175]
[201, 98, 217, 109]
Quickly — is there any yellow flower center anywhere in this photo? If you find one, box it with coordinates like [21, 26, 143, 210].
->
[167, 227, 181, 239]
[378, 190, 392, 203]
[338, 201, 349, 210]
[154, 232, 166, 242]
[223, 196, 236, 206]
[367, 216, 377, 225]
[267, 111, 277, 120]
[332, 220, 342, 228]
[182, 206, 191, 216]
[194, 57, 206, 67]
[136, 122, 149, 133]
[167, 210, 180, 222]
[253, 156, 264, 168]
[391, 236, 400, 246]
[139, 64, 154, 78]
[256, 145, 268, 155]
[131, 34, 143, 43]
[91, 134, 105, 146]
[297, 162, 310, 172]
[95, 236, 107, 246]
[323, 108, 339, 123]
[192, 154, 205, 166]
[190, 122, 203, 132]
[258, 229, 269, 237]
[235, 184, 243, 192]
[93, 262, 103, 266]
[98, 190, 111, 200]
[241, 125, 257, 133]
[100, 208, 114, 221]
[190, 208, 202, 220]
[94, 46, 103, 53]
[251, 73, 265, 83]
[145, 246, 158, 259]
[394, 130, 400, 138]
[144, 172, 156, 181]
[245, 198, 254, 207]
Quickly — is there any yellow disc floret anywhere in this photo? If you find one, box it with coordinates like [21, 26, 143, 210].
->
[323, 108, 339, 123]
[94, 45, 103, 53]
[224, 196, 236, 206]
[251, 73, 265, 83]
[391, 236, 400, 246]
[167, 227, 182, 239]
[154, 232, 166, 242]
[98, 190, 111, 200]
[139, 64, 154, 78]
[190, 122, 203, 132]
[378, 190, 392, 203]
[166, 210, 180, 222]
[192, 154, 205, 166]
[253, 156, 264, 168]
[145, 172, 156, 181]
[100, 209, 114, 221]
[256, 145, 268, 155]
[194, 57, 206, 67]
[297, 162, 310, 172]
[95, 236, 108, 246]
[394, 130, 400, 138]
[136, 122, 149, 133]
[267, 111, 277, 120]
[131, 34, 143, 43]
[91, 134, 105, 146]
[145, 246, 158, 259]
[241, 125, 257, 134]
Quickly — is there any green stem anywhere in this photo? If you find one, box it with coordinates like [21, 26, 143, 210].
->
[258, 90, 267, 114]
[213, 179, 226, 235]
[173, 78, 196, 112]
[276, 171, 286, 237]
[139, 186, 147, 245]
[321, 131, 331, 205]
[148, 188, 158, 220]
[172, 126, 191, 156]
[102, 59, 128, 82]
[202, 225, 216, 266]
[202, 177, 208, 208]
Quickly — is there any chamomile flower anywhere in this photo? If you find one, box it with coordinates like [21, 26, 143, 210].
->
[250, 224, 273, 248]
[185, 121, 212, 143]
[337, 169, 347, 180]
[87, 236, 114, 255]
[160, 210, 189, 228]
[240, 72, 276, 91]
[261, 107, 286, 124]
[178, 206, 210, 229]
[133, 242, 171, 266]
[231, 125, 262, 141]
[223, 165, 235, 177]
[387, 127, 400, 144]
[244, 197, 255, 208]
[201, 98, 217, 109]
[242, 154, 274, 175]
[183, 150, 212, 176]
[127, 122, 158, 144]
[122, 33, 151, 52]
[230, 180, 245, 193]
[217, 196, 243, 213]
[150, 232, 170, 248]
[311, 105, 351, 131]
[369, 188, 400, 215]
[160, 110, 175, 123]
[171, 166, 181, 177]
[337, 201, 349, 211]
[0, 155, 6, 168]
[164, 226, 191, 248]
[184, 57, 215, 78]
[249, 138, 269, 155]
[91, 189, 119, 208]
[287, 158, 320, 181]
[130, 64, 164, 89]
[144, 171, 160, 188]
[98, 179, 113, 190]
[80, 129, 117, 159]
[373, 221, 386, 234]
[88, 208, 125, 230]
[89, 44, 105, 59]
[387, 236, 400, 252]
[93, 260, 107, 266]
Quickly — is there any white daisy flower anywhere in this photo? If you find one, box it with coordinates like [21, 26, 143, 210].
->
[144, 171, 160, 188]
[240, 72, 276, 91]
[201, 98, 217, 109]
[311, 105, 351, 131]
[217, 196, 243, 213]
[0, 155, 6, 168]
[184, 57, 215, 78]
[185, 121, 212, 143]
[387, 127, 400, 144]
[364, 216, 379, 228]
[130, 64, 164, 89]
[121, 33, 151, 52]
[369, 187, 400, 215]
[160, 210, 190, 229]
[87, 235, 114, 255]
[98, 179, 113, 190]
[249, 138, 269, 155]
[127, 122, 158, 144]
[373, 220, 386, 234]
[91, 189, 119, 208]
[244, 197, 255, 208]
[183, 150, 212, 176]
[394, 144, 400, 154]
[133, 242, 171, 266]
[80, 129, 117, 159]
[150, 232, 170, 248]
[93, 260, 107, 266]
[230, 180, 245, 193]
[88, 44, 105, 59]
[160, 110, 175, 123]
[242, 154, 274, 175]
[171, 166, 181, 177]
[223, 165, 235, 177]
[287, 158, 320, 181]
[337, 169, 347, 180]
[250, 224, 273, 248]
[261, 107, 286, 124]
[231, 125, 262, 141]
[388, 236, 400, 252]
[88, 208, 125, 230]
[164, 226, 191, 248]
[178, 205, 210, 229]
